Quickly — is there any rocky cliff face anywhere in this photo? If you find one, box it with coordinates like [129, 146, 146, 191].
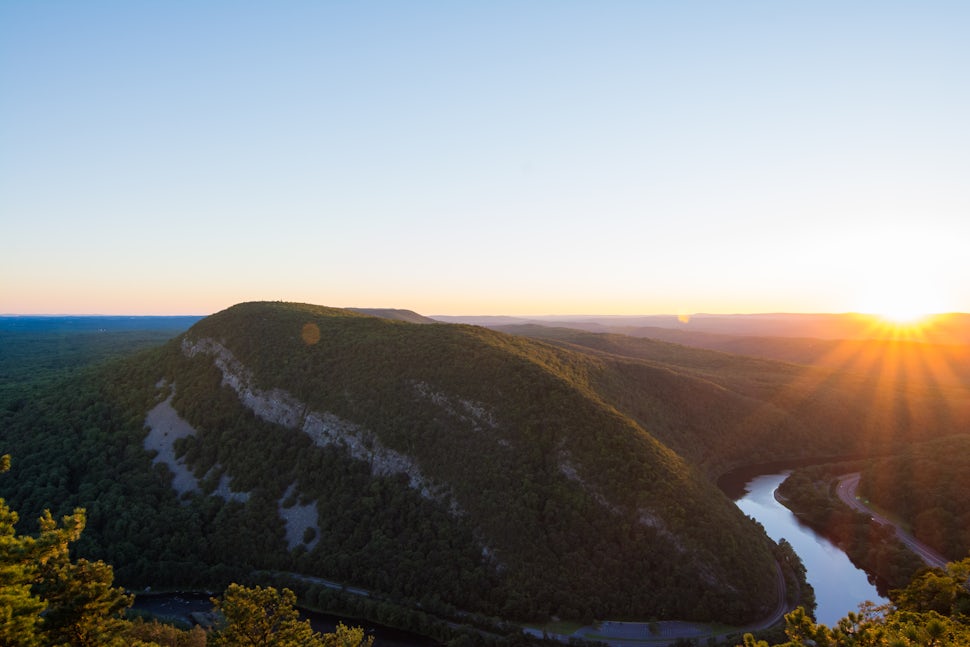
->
[181, 336, 456, 508]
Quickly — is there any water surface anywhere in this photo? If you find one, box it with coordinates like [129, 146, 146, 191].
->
[735, 472, 887, 627]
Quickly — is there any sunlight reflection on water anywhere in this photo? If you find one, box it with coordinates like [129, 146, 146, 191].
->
[736, 472, 887, 627]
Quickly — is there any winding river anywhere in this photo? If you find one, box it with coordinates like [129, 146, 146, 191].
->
[734, 472, 887, 627]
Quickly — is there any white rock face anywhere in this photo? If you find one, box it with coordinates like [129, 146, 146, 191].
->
[143, 395, 249, 503]
[144, 395, 200, 498]
[181, 337, 455, 508]
[278, 483, 320, 551]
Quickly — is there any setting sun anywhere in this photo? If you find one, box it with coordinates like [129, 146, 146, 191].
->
[860, 299, 944, 333]
[852, 246, 953, 330]
[877, 307, 934, 326]
[857, 283, 950, 327]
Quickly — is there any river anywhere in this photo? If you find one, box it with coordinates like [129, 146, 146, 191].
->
[733, 472, 887, 627]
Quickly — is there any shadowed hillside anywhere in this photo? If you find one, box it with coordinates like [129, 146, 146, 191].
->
[169, 303, 781, 621]
[1, 302, 796, 627]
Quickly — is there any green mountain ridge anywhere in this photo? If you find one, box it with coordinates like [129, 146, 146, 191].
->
[28, 302, 970, 628]
[165, 302, 780, 622]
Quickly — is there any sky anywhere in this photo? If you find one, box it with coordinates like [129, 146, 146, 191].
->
[2, 2, 969, 316]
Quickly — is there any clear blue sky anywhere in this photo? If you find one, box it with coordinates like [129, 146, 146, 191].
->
[3, 2, 968, 315]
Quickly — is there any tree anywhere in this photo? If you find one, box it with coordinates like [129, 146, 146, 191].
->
[33, 548, 133, 647]
[0, 491, 46, 646]
[0, 455, 132, 647]
[210, 584, 376, 647]
[322, 622, 374, 647]
[739, 564, 970, 646]
[892, 558, 970, 617]
[123, 617, 207, 647]
[210, 584, 323, 647]
[1, 455, 93, 646]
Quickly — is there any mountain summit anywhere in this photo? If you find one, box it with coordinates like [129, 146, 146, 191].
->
[141, 301, 781, 622]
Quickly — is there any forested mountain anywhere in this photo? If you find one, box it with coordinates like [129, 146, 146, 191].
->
[495, 324, 970, 475]
[12, 302, 969, 630]
[1, 302, 791, 627]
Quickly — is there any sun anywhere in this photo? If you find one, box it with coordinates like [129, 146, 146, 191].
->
[854, 279, 948, 330]
[843, 223, 957, 331]
[877, 307, 931, 326]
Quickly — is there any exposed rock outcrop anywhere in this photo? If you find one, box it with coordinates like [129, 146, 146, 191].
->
[182, 337, 457, 509]
[143, 394, 249, 503]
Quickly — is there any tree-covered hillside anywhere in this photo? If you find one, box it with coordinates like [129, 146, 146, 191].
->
[1, 302, 788, 626]
[0, 315, 199, 402]
[860, 435, 970, 561]
[497, 325, 970, 475]
[170, 302, 781, 622]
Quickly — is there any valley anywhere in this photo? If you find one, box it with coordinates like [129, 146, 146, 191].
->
[2, 304, 969, 645]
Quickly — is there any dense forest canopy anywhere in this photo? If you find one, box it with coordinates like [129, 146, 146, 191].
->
[499, 323, 970, 475]
[3, 302, 968, 636]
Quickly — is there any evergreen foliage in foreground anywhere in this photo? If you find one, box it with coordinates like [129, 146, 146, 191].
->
[739, 557, 970, 647]
[0, 456, 372, 646]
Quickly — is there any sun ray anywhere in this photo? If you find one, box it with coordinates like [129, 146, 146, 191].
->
[736, 313, 967, 462]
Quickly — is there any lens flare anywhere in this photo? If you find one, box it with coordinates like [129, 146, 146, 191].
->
[301, 322, 321, 345]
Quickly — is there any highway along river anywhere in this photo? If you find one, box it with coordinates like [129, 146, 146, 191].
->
[733, 471, 887, 627]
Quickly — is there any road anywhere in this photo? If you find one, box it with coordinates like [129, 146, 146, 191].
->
[531, 562, 791, 647]
[835, 473, 949, 570]
[271, 560, 792, 647]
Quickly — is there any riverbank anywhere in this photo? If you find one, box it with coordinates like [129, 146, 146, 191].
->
[131, 592, 442, 647]
[736, 472, 885, 626]
[775, 466, 927, 594]
[717, 455, 866, 501]
[834, 473, 949, 569]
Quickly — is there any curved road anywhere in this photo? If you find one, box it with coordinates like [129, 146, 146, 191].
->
[274, 555, 792, 647]
[529, 562, 790, 647]
[835, 473, 949, 570]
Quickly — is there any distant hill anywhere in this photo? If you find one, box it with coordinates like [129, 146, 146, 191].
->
[347, 308, 437, 324]
[0, 315, 200, 398]
[0, 315, 203, 333]
[439, 312, 970, 345]
[611, 327, 970, 389]
[494, 324, 970, 474]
